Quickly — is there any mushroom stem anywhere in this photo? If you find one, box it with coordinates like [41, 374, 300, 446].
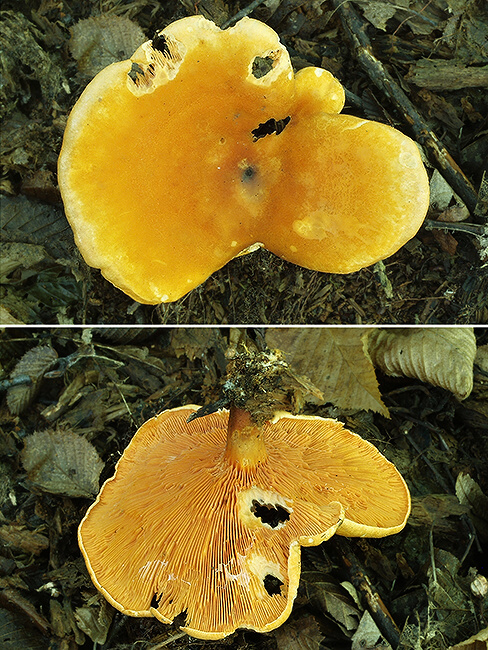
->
[224, 406, 268, 468]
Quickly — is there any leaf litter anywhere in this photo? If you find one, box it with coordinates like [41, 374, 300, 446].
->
[0, 0, 487, 325]
[0, 326, 487, 649]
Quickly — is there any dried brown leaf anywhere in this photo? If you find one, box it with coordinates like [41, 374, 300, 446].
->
[0, 608, 47, 650]
[70, 15, 145, 78]
[74, 598, 114, 645]
[171, 328, 226, 361]
[302, 573, 360, 634]
[0, 242, 46, 281]
[449, 626, 488, 650]
[274, 613, 323, 650]
[0, 524, 49, 555]
[21, 428, 103, 498]
[352, 610, 392, 650]
[266, 328, 389, 416]
[365, 328, 476, 400]
[475, 344, 488, 373]
[409, 495, 469, 532]
[360, 1, 398, 31]
[455, 473, 488, 542]
[7, 345, 58, 415]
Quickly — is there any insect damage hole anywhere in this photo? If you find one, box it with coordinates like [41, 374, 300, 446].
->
[251, 116, 291, 141]
[252, 55, 275, 78]
[251, 499, 291, 528]
[128, 62, 145, 83]
[263, 574, 284, 596]
[150, 592, 162, 608]
[151, 33, 171, 57]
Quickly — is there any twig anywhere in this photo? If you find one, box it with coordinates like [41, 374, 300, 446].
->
[221, 0, 266, 28]
[330, 0, 479, 214]
[0, 374, 32, 391]
[429, 526, 437, 584]
[336, 538, 401, 648]
[424, 220, 488, 237]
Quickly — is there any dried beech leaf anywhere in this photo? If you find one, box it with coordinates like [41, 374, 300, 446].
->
[0, 242, 46, 281]
[475, 344, 488, 373]
[0, 608, 48, 650]
[302, 575, 360, 634]
[92, 327, 159, 344]
[352, 610, 391, 650]
[74, 598, 114, 645]
[409, 495, 469, 532]
[0, 195, 73, 260]
[0, 524, 49, 555]
[361, 1, 397, 31]
[449, 626, 488, 650]
[455, 473, 488, 542]
[21, 428, 104, 498]
[7, 345, 58, 415]
[365, 328, 476, 400]
[172, 328, 226, 361]
[70, 15, 145, 78]
[274, 613, 323, 650]
[266, 328, 389, 416]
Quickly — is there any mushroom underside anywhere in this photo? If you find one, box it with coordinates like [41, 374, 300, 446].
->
[78, 407, 410, 638]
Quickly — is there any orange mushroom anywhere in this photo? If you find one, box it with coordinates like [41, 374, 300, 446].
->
[58, 15, 429, 304]
[78, 404, 410, 639]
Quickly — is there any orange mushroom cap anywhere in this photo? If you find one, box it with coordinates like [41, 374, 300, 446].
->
[78, 405, 410, 639]
[58, 16, 429, 304]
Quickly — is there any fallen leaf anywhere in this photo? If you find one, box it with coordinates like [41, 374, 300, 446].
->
[432, 230, 458, 255]
[0, 242, 46, 281]
[437, 205, 470, 223]
[70, 15, 145, 78]
[74, 598, 114, 645]
[274, 613, 323, 650]
[266, 328, 389, 416]
[302, 573, 360, 635]
[475, 344, 488, 373]
[172, 327, 226, 361]
[365, 328, 476, 400]
[0, 524, 49, 555]
[449, 626, 488, 650]
[352, 610, 392, 650]
[408, 495, 469, 532]
[455, 473, 488, 542]
[7, 345, 58, 415]
[21, 428, 104, 498]
[361, 1, 397, 31]
[0, 609, 47, 650]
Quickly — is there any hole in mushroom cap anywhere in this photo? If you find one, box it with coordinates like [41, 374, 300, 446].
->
[251, 500, 291, 528]
[252, 116, 291, 141]
[252, 55, 275, 78]
[263, 574, 284, 596]
[127, 33, 185, 94]
[128, 62, 145, 84]
[172, 610, 188, 628]
[151, 33, 172, 57]
[238, 486, 293, 529]
[150, 592, 162, 608]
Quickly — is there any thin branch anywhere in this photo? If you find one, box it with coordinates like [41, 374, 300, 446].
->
[424, 219, 488, 237]
[330, 0, 479, 214]
[336, 538, 402, 648]
[221, 0, 266, 28]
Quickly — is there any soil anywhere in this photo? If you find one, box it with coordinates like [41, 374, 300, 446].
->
[1, 0, 487, 325]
